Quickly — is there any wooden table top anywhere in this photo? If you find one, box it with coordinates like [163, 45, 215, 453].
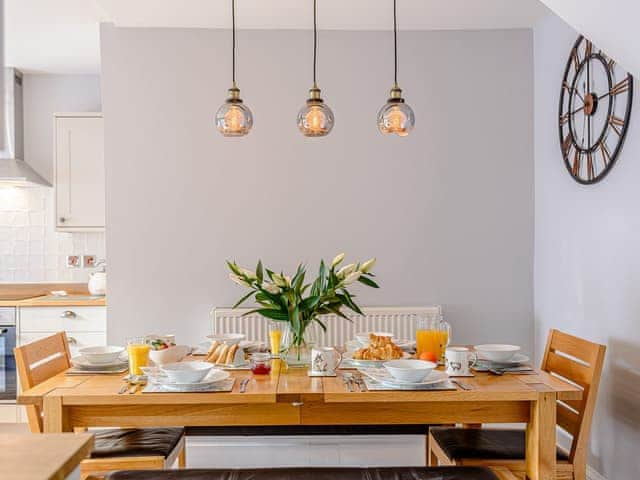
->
[0, 433, 93, 480]
[0, 283, 106, 307]
[19, 360, 582, 407]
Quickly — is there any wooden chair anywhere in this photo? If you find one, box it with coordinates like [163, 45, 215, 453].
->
[15, 332, 187, 479]
[427, 329, 606, 480]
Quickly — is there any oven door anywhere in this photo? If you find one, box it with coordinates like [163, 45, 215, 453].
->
[0, 324, 17, 402]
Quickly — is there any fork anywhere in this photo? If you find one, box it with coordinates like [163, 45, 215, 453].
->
[239, 378, 250, 393]
[341, 374, 355, 392]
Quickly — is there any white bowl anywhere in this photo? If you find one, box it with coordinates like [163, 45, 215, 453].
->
[77, 346, 125, 365]
[160, 361, 214, 384]
[474, 344, 521, 363]
[355, 331, 395, 346]
[206, 333, 246, 345]
[383, 359, 436, 383]
[149, 345, 190, 366]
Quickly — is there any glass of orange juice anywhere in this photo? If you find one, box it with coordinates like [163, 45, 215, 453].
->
[127, 337, 150, 376]
[415, 314, 451, 364]
[268, 322, 282, 358]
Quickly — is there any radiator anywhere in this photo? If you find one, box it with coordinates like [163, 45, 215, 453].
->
[211, 306, 442, 346]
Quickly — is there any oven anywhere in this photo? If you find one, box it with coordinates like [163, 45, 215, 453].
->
[0, 308, 17, 402]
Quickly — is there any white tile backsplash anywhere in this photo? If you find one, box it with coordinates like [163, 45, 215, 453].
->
[0, 187, 105, 282]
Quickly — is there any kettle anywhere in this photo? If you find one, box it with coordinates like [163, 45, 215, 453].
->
[88, 260, 107, 296]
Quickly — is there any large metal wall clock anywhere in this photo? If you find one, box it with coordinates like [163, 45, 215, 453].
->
[559, 36, 633, 184]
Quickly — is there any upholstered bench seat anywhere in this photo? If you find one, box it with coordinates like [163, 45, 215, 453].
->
[91, 428, 186, 459]
[430, 428, 569, 461]
[105, 467, 503, 480]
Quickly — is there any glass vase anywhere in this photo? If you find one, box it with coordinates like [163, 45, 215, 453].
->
[282, 322, 317, 367]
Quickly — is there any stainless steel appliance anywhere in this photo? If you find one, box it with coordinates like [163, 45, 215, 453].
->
[0, 307, 17, 402]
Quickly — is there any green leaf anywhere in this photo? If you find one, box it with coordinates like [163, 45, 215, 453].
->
[357, 276, 379, 288]
[256, 260, 264, 283]
[232, 290, 256, 309]
[314, 317, 327, 332]
[325, 305, 351, 321]
[300, 295, 320, 311]
[244, 308, 289, 321]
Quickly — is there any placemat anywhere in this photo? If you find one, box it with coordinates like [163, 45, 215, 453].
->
[66, 367, 128, 375]
[142, 378, 236, 393]
[363, 378, 457, 391]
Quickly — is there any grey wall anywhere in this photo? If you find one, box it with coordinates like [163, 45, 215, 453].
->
[23, 74, 102, 183]
[101, 26, 534, 348]
[534, 13, 640, 478]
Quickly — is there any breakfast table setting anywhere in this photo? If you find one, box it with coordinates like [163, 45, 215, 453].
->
[18, 255, 581, 480]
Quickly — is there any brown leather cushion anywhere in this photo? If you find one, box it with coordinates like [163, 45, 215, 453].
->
[430, 428, 569, 461]
[90, 428, 185, 459]
[106, 467, 500, 480]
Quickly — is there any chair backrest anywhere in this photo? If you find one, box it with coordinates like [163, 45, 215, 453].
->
[540, 329, 606, 465]
[14, 332, 72, 433]
[212, 306, 443, 347]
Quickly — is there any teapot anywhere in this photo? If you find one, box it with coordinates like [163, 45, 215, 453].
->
[88, 260, 107, 296]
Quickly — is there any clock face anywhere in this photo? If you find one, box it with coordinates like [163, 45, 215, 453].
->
[559, 36, 633, 184]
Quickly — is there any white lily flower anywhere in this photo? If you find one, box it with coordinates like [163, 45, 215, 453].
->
[343, 271, 361, 285]
[336, 263, 356, 279]
[360, 257, 377, 273]
[284, 275, 292, 287]
[331, 253, 345, 268]
[229, 273, 250, 287]
[263, 282, 281, 294]
[240, 268, 257, 280]
[272, 273, 288, 288]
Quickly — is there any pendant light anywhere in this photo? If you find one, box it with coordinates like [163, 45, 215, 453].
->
[215, 0, 253, 137]
[297, 0, 334, 137]
[377, 0, 414, 136]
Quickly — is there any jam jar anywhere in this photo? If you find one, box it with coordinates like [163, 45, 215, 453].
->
[250, 352, 272, 375]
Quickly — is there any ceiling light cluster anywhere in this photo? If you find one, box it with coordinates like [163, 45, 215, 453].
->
[215, 0, 414, 138]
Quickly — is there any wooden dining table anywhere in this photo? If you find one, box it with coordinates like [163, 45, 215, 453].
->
[19, 360, 581, 480]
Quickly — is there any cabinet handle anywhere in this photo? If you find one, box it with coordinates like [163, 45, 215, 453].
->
[59, 217, 66, 223]
[61, 310, 77, 319]
[291, 401, 304, 407]
[67, 336, 78, 345]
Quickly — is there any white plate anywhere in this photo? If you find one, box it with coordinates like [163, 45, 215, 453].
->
[343, 351, 412, 367]
[72, 355, 128, 370]
[147, 367, 230, 388]
[346, 339, 415, 352]
[360, 368, 450, 386]
[206, 333, 246, 345]
[476, 353, 530, 366]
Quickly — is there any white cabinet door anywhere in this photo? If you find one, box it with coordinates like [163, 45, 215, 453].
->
[19, 306, 106, 333]
[55, 114, 105, 230]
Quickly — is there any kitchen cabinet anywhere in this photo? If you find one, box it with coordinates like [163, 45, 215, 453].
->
[54, 113, 104, 231]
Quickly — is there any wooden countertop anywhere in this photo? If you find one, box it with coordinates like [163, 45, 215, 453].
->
[0, 283, 106, 307]
[0, 433, 93, 480]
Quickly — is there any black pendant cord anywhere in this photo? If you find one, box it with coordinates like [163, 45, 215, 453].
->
[313, 0, 317, 86]
[232, 0, 236, 86]
[393, 0, 398, 86]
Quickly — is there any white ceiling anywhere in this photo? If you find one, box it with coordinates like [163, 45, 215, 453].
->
[6, 0, 548, 74]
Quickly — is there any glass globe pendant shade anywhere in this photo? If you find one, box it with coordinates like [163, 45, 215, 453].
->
[215, 87, 253, 137]
[297, 86, 334, 137]
[377, 85, 415, 137]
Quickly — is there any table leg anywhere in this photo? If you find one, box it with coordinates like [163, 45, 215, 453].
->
[43, 395, 71, 433]
[525, 390, 556, 480]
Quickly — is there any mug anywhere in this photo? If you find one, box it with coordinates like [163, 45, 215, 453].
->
[445, 347, 477, 376]
[311, 347, 343, 375]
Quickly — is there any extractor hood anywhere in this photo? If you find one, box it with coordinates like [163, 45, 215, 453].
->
[0, 68, 51, 187]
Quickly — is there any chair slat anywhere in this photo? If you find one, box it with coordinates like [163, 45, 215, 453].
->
[548, 330, 599, 366]
[545, 351, 591, 388]
[557, 402, 580, 437]
[29, 353, 70, 386]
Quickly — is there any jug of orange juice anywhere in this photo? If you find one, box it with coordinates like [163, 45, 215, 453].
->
[415, 314, 451, 364]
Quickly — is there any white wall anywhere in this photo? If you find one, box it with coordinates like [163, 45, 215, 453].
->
[534, 13, 640, 479]
[539, 0, 640, 78]
[101, 26, 534, 348]
[0, 75, 105, 283]
[23, 74, 102, 184]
